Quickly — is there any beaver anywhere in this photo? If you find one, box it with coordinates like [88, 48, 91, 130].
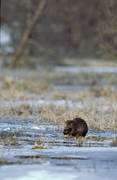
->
[63, 117, 88, 137]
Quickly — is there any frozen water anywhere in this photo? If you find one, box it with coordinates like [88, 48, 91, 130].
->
[55, 66, 117, 74]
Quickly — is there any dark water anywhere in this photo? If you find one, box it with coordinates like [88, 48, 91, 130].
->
[0, 116, 117, 180]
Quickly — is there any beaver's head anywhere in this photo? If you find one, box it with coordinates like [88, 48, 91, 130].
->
[63, 120, 73, 135]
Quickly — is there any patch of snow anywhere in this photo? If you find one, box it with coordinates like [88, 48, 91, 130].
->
[0, 164, 117, 180]
[55, 66, 117, 74]
[0, 29, 11, 45]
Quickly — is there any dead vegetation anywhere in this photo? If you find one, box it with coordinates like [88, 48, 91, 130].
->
[110, 137, 117, 146]
[0, 97, 117, 131]
[0, 62, 117, 131]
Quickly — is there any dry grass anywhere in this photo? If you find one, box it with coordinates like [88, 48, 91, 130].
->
[2, 75, 53, 94]
[33, 140, 47, 149]
[110, 138, 117, 146]
[0, 61, 117, 131]
[0, 97, 117, 131]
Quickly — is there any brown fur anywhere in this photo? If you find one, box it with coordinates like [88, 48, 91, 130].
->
[63, 117, 88, 137]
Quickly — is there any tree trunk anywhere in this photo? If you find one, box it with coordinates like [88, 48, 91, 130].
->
[11, 0, 47, 68]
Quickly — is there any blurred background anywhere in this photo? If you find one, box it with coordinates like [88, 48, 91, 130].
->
[1, 0, 117, 67]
